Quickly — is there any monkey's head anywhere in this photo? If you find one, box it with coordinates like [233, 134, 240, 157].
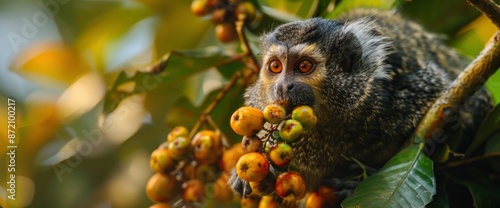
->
[245, 18, 393, 122]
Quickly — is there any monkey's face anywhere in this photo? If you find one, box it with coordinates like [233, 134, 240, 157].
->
[257, 42, 327, 111]
[248, 18, 392, 116]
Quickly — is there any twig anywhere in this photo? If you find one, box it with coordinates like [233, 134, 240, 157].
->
[202, 72, 241, 115]
[236, 14, 261, 73]
[412, 0, 500, 142]
[438, 152, 500, 170]
[467, 0, 500, 29]
[188, 118, 203, 139]
[205, 115, 232, 149]
[188, 72, 241, 138]
[145, 51, 246, 74]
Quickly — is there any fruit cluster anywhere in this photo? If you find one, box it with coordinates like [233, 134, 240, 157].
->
[230, 104, 318, 203]
[191, 0, 259, 43]
[146, 126, 246, 207]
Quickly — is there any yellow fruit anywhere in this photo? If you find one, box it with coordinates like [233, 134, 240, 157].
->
[168, 136, 192, 161]
[192, 131, 220, 165]
[146, 173, 181, 203]
[150, 148, 176, 173]
[149, 203, 172, 208]
[213, 172, 234, 203]
[258, 195, 285, 208]
[269, 142, 293, 167]
[275, 172, 306, 201]
[182, 179, 205, 203]
[220, 143, 245, 172]
[249, 173, 276, 196]
[306, 192, 325, 208]
[236, 152, 270, 182]
[215, 23, 238, 43]
[230, 106, 265, 136]
[241, 195, 261, 208]
[167, 126, 189, 142]
[263, 104, 286, 124]
[191, 0, 211, 16]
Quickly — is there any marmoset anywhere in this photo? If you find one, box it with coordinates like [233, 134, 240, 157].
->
[230, 8, 493, 198]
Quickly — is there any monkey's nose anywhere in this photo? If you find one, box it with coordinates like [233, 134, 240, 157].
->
[286, 83, 295, 92]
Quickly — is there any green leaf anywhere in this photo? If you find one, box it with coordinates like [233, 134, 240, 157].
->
[325, 0, 400, 18]
[316, 0, 336, 17]
[400, 0, 481, 36]
[465, 104, 500, 156]
[448, 169, 500, 207]
[260, 6, 303, 22]
[342, 143, 436, 208]
[427, 174, 450, 208]
[296, 0, 319, 19]
[484, 131, 500, 172]
[103, 48, 232, 114]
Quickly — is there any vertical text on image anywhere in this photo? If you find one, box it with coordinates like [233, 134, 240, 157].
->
[7, 98, 17, 201]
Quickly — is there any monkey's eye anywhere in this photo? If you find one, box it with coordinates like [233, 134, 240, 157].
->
[268, 59, 283, 73]
[297, 59, 314, 73]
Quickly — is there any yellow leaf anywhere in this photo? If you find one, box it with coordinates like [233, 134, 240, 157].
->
[11, 42, 89, 85]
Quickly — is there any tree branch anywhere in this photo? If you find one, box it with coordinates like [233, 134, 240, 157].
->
[467, 0, 500, 29]
[412, 0, 500, 142]
[236, 14, 261, 74]
[438, 152, 500, 170]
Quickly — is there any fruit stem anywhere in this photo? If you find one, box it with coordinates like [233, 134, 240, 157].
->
[206, 115, 231, 149]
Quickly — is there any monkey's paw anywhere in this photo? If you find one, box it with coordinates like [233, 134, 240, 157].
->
[228, 169, 252, 198]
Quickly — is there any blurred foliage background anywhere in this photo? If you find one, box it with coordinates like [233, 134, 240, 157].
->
[0, 0, 499, 207]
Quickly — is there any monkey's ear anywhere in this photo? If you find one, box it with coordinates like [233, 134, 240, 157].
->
[341, 19, 391, 72]
[337, 31, 361, 72]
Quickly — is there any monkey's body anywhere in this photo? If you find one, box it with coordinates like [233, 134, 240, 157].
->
[232, 8, 493, 195]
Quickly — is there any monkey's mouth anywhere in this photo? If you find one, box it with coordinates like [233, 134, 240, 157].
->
[274, 99, 293, 114]
[271, 82, 315, 112]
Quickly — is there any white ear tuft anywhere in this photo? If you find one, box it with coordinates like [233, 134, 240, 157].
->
[342, 18, 392, 80]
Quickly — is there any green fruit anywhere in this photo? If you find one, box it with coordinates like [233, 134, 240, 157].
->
[292, 106, 317, 131]
[168, 136, 192, 161]
[279, 119, 303, 142]
[269, 142, 293, 167]
[263, 104, 286, 124]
